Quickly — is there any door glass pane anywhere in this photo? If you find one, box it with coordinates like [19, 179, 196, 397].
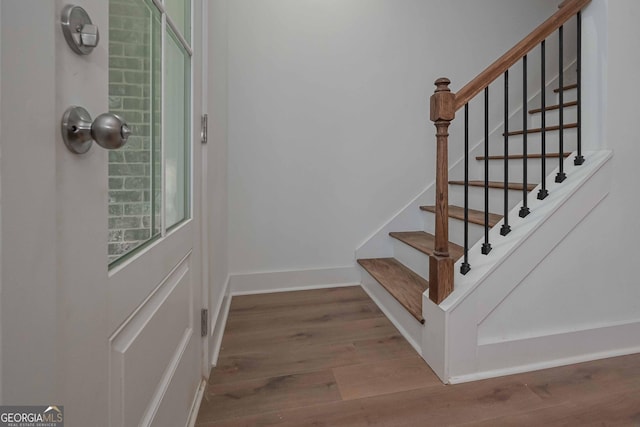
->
[165, 28, 191, 229]
[108, 0, 162, 265]
[165, 0, 190, 43]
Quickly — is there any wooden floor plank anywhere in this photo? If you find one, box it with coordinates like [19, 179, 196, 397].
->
[224, 298, 382, 334]
[350, 334, 416, 362]
[200, 376, 549, 427]
[211, 332, 413, 386]
[196, 370, 342, 424]
[333, 355, 440, 400]
[211, 343, 361, 386]
[517, 352, 640, 403]
[219, 316, 399, 357]
[463, 389, 640, 426]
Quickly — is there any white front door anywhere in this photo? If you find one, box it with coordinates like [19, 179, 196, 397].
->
[0, 0, 205, 425]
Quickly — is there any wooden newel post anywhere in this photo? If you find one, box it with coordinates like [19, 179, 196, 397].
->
[429, 78, 456, 304]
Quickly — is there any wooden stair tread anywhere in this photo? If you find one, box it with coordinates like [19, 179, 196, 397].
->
[476, 152, 571, 161]
[449, 180, 536, 191]
[389, 231, 464, 261]
[554, 83, 577, 93]
[529, 101, 578, 114]
[420, 205, 502, 227]
[357, 258, 427, 323]
[505, 122, 577, 136]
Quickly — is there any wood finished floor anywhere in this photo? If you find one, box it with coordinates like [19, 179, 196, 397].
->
[196, 286, 640, 426]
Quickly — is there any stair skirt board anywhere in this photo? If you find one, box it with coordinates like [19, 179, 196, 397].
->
[422, 150, 614, 383]
[360, 268, 423, 355]
[456, 320, 640, 384]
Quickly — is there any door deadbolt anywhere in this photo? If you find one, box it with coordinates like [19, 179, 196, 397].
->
[61, 4, 100, 55]
[61, 106, 131, 154]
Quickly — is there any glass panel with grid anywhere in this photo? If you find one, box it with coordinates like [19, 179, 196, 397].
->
[108, 0, 192, 266]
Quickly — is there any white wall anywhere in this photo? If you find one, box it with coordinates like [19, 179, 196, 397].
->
[479, 0, 640, 344]
[227, 0, 558, 276]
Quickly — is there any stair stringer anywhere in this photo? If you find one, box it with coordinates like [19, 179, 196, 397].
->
[422, 150, 614, 383]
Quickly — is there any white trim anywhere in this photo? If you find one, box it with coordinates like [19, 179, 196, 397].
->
[210, 288, 231, 368]
[166, 15, 193, 56]
[160, 12, 167, 237]
[229, 266, 360, 295]
[199, 0, 210, 378]
[185, 379, 206, 427]
[360, 277, 422, 355]
[0, 2, 3, 404]
[152, 0, 166, 14]
[140, 328, 193, 426]
[436, 150, 616, 382]
[449, 320, 640, 384]
[443, 150, 613, 312]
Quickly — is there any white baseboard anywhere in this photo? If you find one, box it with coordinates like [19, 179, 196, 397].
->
[185, 379, 207, 427]
[209, 290, 232, 368]
[229, 265, 360, 295]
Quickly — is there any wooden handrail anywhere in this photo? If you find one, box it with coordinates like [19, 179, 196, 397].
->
[453, 0, 590, 111]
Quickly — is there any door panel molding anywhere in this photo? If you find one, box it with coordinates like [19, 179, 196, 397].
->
[110, 254, 194, 426]
[108, 222, 192, 332]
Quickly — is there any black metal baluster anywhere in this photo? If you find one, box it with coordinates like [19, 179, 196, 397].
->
[520, 55, 530, 217]
[556, 25, 567, 183]
[575, 12, 585, 166]
[482, 87, 492, 255]
[538, 40, 549, 200]
[461, 103, 471, 275]
[501, 71, 511, 236]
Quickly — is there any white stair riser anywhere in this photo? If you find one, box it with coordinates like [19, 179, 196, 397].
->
[391, 239, 429, 280]
[423, 211, 485, 248]
[472, 157, 567, 183]
[449, 185, 524, 214]
[553, 88, 578, 103]
[360, 268, 423, 354]
[484, 128, 578, 156]
[529, 106, 578, 128]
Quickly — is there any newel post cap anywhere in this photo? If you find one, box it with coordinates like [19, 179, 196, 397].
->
[430, 77, 456, 122]
[434, 78, 451, 93]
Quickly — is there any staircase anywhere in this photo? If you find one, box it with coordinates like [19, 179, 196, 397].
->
[355, 0, 616, 382]
[359, 81, 580, 326]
